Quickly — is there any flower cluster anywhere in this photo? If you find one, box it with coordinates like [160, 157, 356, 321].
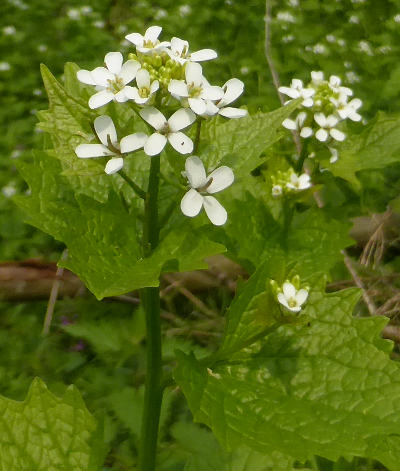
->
[271, 169, 312, 197]
[271, 276, 309, 313]
[279, 71, 362, 161]
[74, 26, 247, 225]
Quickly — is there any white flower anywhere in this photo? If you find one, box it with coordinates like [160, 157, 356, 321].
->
[314, 113, 345, 142]
[204, 78, 247, 118]
[167, 36, 217, 64]
[279, 79, 315, 107]
[328, 75, 353, 97]
[272, 184, 283, 196]
[75, 115, 147, 174]
[311, 71, 324, 84]
[282, 112, 313, 138]
[3, 26, 16, 35]
[125, 26, 170, 54]
[286, 172, 311, 191]
[139, 107, 196, 156]
[77, 52, 141, 109]
[277, 282, 308, 312]
[168, 62, 223, 115]
[124, 69, 159, 105]
[336, 97, 362, 122]
[2, 184, 17, 198]
[181, 156, 234, 226]
[67, 8, 80, 20]
[0, 62, 11, 71]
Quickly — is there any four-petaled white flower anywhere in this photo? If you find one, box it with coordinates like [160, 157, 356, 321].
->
[272, 184, 283, 196]
[181, 156, 234, 226]
[204, 78, 247, 118]
[282, 112, 313, 138]
[336, 96, 362, 122]
[277, 282, 309, 312]
[328, 75, 353, 97]
[167, 36, 218, 64]
[168, 62, 224, 115]
[125, 26, 170, 54]
[124, 69, 159, 105]
[139, 107, 196, 156]
[77, 52, 141, 109]
[75, 115, 147, 174]
[286, 171, 312, 191]
[279, 79, 315, 107]
[310, 70, 324, 85]
[314, 113, 345, 142]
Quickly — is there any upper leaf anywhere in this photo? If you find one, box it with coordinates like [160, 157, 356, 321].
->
[0, 378, 99, 471]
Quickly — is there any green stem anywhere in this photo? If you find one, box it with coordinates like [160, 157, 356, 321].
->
[119, 171, 146, 200]
[282, 196, 294, 250]
[138, 155, 163, 471]
[296, 140, 308, 173]
[194, 118, 202, 154]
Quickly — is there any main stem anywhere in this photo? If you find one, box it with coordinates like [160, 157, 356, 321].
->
[138, 155, 162, 471]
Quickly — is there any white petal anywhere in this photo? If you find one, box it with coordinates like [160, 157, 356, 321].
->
[219, 78, 244, 107]
[105, 157, 124, 174]
[120, 60, 140, 85]
[315, 128, 329, 142]
[295, 289, 309, 305]
[282, 282, 296, 299]
[302, 98, 314, 108]
[185, 62, 203, 87]
[207, 166, 234, 194]
[115, 89, 131, 103]
[291, 78, 303, 90]
[203, 196, 227, 226]
[201, 85, 224, 101]
[123, 86, 140, 100]
[350, 98, 362, 110]
[125, 32, 144, 47]
[282, 118, 297, 130]
[171, 37, 188, 55]
[349, 112, 362, 122]
[190, 48, 218, 62]
[185, 156, 207, 189]
[204, 100, 220, 116]
[140, 107, 167, 131]
[302, 88, 315, 98]
[77, 69, 96, 85]
[314, 113, 327, 127]
[88, 90, 114, 109]
[145, 25, 162, 42]
[150, 80, 159, 94]
[168, 131, 193, 154]
[218, 107, 247, 118]
[75, 144, 113, 158]
[94, 115, 117, 146]
[311, 71, 324, 82]
[91, 67, 114, 87]
[188, 97, 206, 115]
[277, 293, 290, 309]
[181, 188, 204, 217]
[120, 132, 148, 153]
[300, 127, 313, 138]
[168, 108, 196, 132]
[135, 68, 150, 88]
[144, 133, 167, 156]
[168, 79, 189, 97]
[104, 52, 123, 74]
[297, 112, 307, 127]
[278, 86, 300, 99]
[330, 128, 346, 141]
[298, 174, 311, 189]
[326, 115, 338, 127]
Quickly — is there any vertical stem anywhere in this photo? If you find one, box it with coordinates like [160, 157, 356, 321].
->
[138, 155, 162, 471]
[194, 118, 202, 154]
[296, 140, 308, 173]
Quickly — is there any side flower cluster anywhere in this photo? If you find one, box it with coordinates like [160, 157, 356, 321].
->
[74, 26, 247, 225]
[279, 71, 362, 162]
[271, 169, 312, 197]
[271, 276, 309, 313]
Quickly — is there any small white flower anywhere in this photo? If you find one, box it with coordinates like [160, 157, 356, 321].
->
[328, 75, 352, 97]
[80, 5, 93, 15]
[124, 69, 159, 105]
[75, 115, 147, 174]
[67, 8, 80, 20]
[272, 184, 283, 196]
[277, 282, 308, 312]
[314, 113, 345, 142]
[125, 26, 170, 54]
[181, 156, 234, 226]
[93, 20, 105, 28]
[336, 96, 362, 122]
[77, 52, 141, 109]
[167, 36, 217, 64]
[0, 62, 11, 71]
[2, 184, 17, 198]
[168, 62, 223, 115]
[3, 26, 16, 36]
[282, 112, 313, 138]
[311, 70, 324, 85]
[279, 79, 315, 107]
[179, 5, 192, 16]
[286, 171, 311, 191]
[139, 107, 196, 156]
[204, 78, 247, 118]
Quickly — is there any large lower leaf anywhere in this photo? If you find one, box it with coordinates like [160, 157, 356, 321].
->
[0, 378, 99, 471]
[175, 286, 400, 470]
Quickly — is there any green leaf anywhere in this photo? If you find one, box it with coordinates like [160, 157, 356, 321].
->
[16, 151, 224, 299]
[175, 287, 400, 470]
[0, 377, 99, 471]
[326, 113, 400, 187]
[199, 99, 301, 174]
